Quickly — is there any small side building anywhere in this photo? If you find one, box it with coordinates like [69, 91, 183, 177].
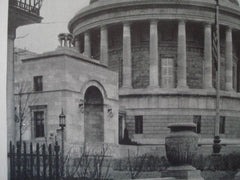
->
[14, 41, 119, 152]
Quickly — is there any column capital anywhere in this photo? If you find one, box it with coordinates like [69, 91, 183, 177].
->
[178, 19, 186, 25]
[101, 25, 108, 30]
[123, 21, 132, 27]
[150, 19, 159, 25]
[226, 26, 232, 32]
[204, 22, 212, 28]
[84, 30, 90, 35]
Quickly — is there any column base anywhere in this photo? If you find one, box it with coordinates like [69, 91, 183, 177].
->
[204, 87, 215, 92]
[148, 85, 159, 89]
[161, 165, 204, 180]
[176, 85, 189, 90]
[226, 88, 234, 92]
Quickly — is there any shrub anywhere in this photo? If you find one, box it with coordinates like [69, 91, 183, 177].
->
[113, 155, 169, 172]
[192, 152, 240, 171]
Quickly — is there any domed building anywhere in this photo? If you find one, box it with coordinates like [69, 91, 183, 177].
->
[14, 0, 240, 156]
[68, 0, 240, 145]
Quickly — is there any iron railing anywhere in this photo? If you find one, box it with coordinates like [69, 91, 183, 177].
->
[9, 0, 43, 16]
[8, 141, 61, 180]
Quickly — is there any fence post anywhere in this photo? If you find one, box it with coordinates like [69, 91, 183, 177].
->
[12, 144, 16, 180]
[23, 142, 27, 179]
[17, 142, 21, 180]
[54, 141, 60, 180]
[42, 144, 46, 179]
[9, 142, 13, 180]
[30, 143, 34, 179]
[36, 143, 40, 180]
[48, 144, 53, 179]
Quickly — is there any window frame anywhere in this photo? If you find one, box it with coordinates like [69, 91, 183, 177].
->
[135, 116, 143, 134]
[161, 57, 175, 88]
[219, 116, 225, 134]
[193, 115, 201, 134]
[30, 105, 47, 140]
[33, 76, 43, 91]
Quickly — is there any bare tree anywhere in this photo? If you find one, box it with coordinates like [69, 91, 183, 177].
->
[64, 145, 111, 180]
[15, 81, 38, 144]
[126, 149, 147, 179]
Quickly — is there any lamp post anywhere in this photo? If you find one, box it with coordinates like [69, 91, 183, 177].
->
[59, 108, 66, 178]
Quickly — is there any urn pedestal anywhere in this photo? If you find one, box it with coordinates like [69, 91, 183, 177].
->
[161, 123, 204, 180]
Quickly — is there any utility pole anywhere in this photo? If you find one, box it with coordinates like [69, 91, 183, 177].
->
[213, 0, 221, 154]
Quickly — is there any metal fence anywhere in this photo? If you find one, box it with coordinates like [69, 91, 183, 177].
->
[8, 141, 61, 180]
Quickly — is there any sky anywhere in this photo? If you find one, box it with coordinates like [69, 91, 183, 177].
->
[15, 0, 90, 53]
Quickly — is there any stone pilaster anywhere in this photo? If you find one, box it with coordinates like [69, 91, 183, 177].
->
[225, 27, 233, 91]
[84, 31, 91, 57]
[100, 26, 108, 66]
[177, 20, 188, 89]
[7, 28, 16, 143]
[203, 23, 213, 89]
[149, 20, 159, 88]
[122, 22, 132, 88]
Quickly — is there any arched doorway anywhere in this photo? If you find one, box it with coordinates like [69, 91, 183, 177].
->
[84, 86, 104, 143]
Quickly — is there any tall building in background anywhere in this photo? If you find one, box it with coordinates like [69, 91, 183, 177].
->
[8, 0, 43, 143]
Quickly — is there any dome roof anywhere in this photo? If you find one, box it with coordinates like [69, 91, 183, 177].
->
[90, 0, 239, 5]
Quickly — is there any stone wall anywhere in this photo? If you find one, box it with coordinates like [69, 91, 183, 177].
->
[119, 91, 240, 143]
[14, 48, 119, 146]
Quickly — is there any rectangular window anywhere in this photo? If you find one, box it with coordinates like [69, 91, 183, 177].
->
[193, 116, 201, 134]
[161, 58, 175, 88]
[220, 116, 225, 134]
[33, 76, 43, 91]
[34, 111, 45, 138]
[135, 116, 143, 134]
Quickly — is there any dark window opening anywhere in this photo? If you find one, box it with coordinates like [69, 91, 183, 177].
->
[34, 111, 45, 138]
[193, 115, 201, 134]
[33, 76, 43, 91]
[135, 116, 143, 134]
[220, 116, 225, 134]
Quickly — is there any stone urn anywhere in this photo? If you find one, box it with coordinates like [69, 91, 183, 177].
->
[165, 123, 198, 166]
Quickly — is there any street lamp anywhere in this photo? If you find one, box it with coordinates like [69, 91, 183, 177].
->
[59, 108, 66, 177]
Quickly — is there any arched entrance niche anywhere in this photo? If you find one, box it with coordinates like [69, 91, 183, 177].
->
[84, 86, 104, 143]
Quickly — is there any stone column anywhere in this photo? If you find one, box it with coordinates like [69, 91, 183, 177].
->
[149, 20, 159, 88]
[84, 31, 91, 57]
[100, 25, 108, 66]
[7, 28, 16, 143]
[177, 20, 188, 89]
[203, 23, 213, 89]
[225, 27, 233, 91]
[74, 35, 81, 52]
[122, 22, 132, 88]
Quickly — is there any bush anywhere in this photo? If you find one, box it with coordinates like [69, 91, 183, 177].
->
[113, 155, 169, 172]
[192, 152, 240, 171]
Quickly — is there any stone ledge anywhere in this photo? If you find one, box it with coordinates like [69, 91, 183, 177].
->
[22, 47, 109, 69]
[119, 87, 240, 99]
